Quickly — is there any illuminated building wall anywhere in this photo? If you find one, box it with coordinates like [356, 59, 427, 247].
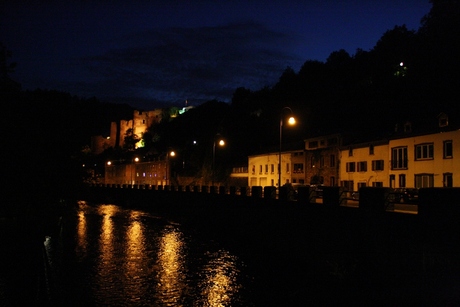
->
[339, 141, 389, 191]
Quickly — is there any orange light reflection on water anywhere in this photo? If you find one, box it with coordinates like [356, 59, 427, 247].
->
[156, 226, 187, 306]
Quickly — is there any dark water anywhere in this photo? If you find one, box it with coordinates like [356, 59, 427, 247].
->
[44, 201, 252, 306]
[3, 198, 460, 306]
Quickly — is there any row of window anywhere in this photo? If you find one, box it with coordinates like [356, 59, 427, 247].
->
[342, 172, 453, 190]
[348, 140, 453, 160]
[392, 140, 453, 169]
[346, 160, 385, 172]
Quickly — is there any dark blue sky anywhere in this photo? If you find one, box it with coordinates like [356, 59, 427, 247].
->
[1, 1, 431, 110]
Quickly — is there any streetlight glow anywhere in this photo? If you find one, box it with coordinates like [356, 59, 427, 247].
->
[279, 107, 296, 190]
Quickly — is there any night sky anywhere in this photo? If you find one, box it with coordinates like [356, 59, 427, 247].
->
[1, 1, 431, 110]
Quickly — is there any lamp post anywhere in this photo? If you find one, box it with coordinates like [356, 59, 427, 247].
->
[212, 138, 225, 186]
[131, 156, 139, 187]
[279, 107, 296, 189]
[166, 150, 175, 186]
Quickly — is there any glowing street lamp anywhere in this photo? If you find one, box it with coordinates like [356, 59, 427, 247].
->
[212, 137, 225, 186]
[131, 156, 139, 187]
[166, 150, 175, 186]
[279, 107, 296, 189]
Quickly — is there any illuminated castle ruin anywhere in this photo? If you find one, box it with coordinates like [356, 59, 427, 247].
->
[91, 106, 194, 154]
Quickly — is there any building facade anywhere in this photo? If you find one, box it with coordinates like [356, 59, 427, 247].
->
[304, 134, 342, 187]
[105, 159, 169, 186]
[388, 129, 460, 189]
[248, 151, 301, 187]
[339, 141, 389, 191]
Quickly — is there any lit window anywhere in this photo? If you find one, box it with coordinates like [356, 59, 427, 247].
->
[293, 163, 304, 173]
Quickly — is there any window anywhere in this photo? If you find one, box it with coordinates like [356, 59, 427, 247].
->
[391, 147, 408, 169]
[357, 161, 367, 172]
[415, 173, 434, 188]
[330, 154, 336, 167]
[293, 163, 304, 173]
[286, 163, 290, 173]
[330, 176, 335, 186]
[415, 143, 434, 160]
[444, 140, 453, 158]
[271, 164, 275, 174]
[348, 147, 353, 156]
[443, 173, 453, 187]
[358, 182, 366, 189]
[265, 164, 268, 173]
[399, 174, 406, 188]
[369, 144, 374, 155]
[372, 182, 383, 187]
[372, 160, 384, 171]
[346, 162, 355, 172]
[320, 156, 324, 168]
[310, 156, 315, 168]
[259, 165, 262, 174]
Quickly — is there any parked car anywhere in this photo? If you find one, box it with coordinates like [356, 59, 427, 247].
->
[310, 184, 324, 198]
[393, 188, 419, 203]
[351, 191, 359, 201]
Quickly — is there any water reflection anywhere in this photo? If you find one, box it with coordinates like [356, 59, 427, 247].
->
[157, 226, 187, 306]
[76, 210, 87, 257]
[95, 204, 118, 304]
[124, 210, 151, 303]
[199, 250, 241, 307]
[69, 203, 244, 306]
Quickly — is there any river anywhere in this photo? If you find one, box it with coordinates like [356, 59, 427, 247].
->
[1, 196, 458, 306]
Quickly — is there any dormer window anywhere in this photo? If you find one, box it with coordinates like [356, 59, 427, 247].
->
[438, 112, 448, 127]
[404, 122, 412, 133]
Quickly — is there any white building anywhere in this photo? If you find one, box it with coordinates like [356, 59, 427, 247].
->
[248, 151, 303, 187]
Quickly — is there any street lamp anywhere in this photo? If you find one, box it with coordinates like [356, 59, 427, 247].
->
[279, 107, 296, 189]
[212, 138, 225, 186]
[166, 150, 175, 186]
[131, 156, 139, 187]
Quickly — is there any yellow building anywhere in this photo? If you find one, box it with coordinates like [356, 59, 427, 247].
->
[340, 141, 389, 191]
[339, 128, 460, 191]
[388, 129, 460, 188]
[248, 151, 303, 187]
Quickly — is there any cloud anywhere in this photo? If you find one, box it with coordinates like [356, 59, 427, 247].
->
[78, 22, 302, 108]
